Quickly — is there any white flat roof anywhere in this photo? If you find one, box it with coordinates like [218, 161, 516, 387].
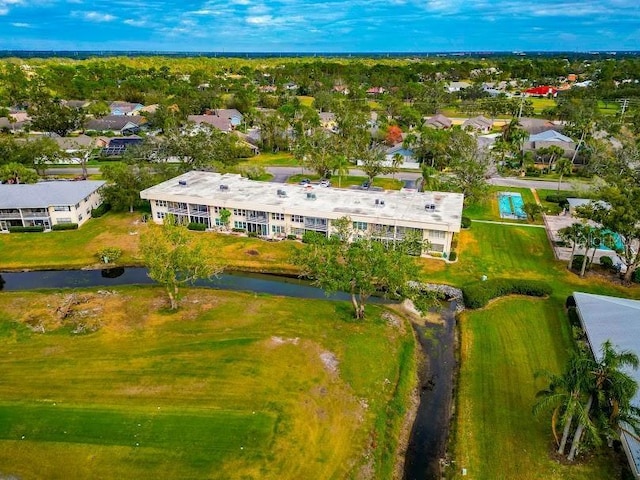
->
[140, 171, 464, 231]
[0, 180, 105, 209]
[573, 292, 640, 478]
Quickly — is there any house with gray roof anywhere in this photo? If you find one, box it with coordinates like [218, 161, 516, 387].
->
[572, 292, 640, 479]
[188, 109, 243, 133]
[85, 115, 146, 135]
[462, 115, 493, 134]
[426, 114, 453, 129]
[109, 101, 144, 116]
[0, 180, 105, 231]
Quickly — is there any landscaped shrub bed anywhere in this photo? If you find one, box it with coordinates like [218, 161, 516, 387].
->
[91, 203, 111, 218]
[462, 278, 552, 309]
[187, 222, 207, 231]
[571, 255, 590, 271]
[8, 226, 45, 233]
[52, 223, 79, 231]
[461, 216, 471, 229]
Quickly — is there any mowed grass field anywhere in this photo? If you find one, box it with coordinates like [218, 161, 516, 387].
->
[0, 287, 415, 479]
[450, 297, 620, 480]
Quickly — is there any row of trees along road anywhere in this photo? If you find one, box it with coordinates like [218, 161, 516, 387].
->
[534, 340, 640, 462]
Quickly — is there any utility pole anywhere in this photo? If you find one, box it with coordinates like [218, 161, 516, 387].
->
[517, 94, 525, 120]
[618, 98, 629, 120]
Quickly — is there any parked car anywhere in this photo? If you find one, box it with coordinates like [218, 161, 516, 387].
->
[299, 178, 311, 185]
[319, 179, 331, 187]
[361, 180, 371, 189]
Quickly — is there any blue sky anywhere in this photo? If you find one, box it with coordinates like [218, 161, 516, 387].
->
[1, 0, 639, 52]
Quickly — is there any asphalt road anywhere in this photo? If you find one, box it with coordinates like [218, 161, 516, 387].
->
[44, 165, 577, 191]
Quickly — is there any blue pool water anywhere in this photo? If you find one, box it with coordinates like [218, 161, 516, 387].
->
[498, 192, 527, 219]
[595, 230, 624, 252]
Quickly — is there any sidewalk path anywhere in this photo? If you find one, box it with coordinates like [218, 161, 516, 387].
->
[471, 219, 546, 228]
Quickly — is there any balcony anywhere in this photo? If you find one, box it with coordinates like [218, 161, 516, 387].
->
[0, 212, 20, 219]
[304, 218, 328, 231]
[22, 211, 50, 219]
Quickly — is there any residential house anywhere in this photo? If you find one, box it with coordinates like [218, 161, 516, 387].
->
[524, 86, 558, 97]
[518, 117, 563, 135]
[187, 111, 242, 133]
[258, 85, 277, 93]
[333, 85, 349, 95]
[0, 180, 105, 231]
[102, 136, 143, 156]
[384, 145, 419, 170]
[446, 81, 470, 93]
[426, 114, 453, 129]
[462, 115, 493, 134]
[318, 112, 337, 132]
[109, 101, 144, 116]
[366, 87, 386, 95]
[571, 292, 640, 479]
[524, 130, 576, 157]
[140, 171, 464, 258]
[85, 115, 146, 135]
[0, 112, 30, 133]
[51, 134, 104, 163]
[283, 82, 298, 91]
[63, 100, 92, 109]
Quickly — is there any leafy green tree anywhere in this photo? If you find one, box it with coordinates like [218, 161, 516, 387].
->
[101, 162, 155, 212]
[555, 158, 572, 192]
[523, 202, 543, 222]
[445, 129, 490, 204]
[140, 214, 223, 310]
[298, 129, 337, 179]
[559, 223, 586, 271]
[87, 101, 110, 118]
[292, 217, 422, 319]
[29, 101, 84, 136]
[359, 143, 390, 184]
[0, 162, 38, 184]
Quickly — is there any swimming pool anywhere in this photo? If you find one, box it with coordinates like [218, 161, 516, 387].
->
[498, 192, 527, 220]
[595, 230, 624, 252]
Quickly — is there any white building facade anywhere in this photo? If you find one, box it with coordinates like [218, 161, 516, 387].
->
[0, 180, 105, 231]
[141, 172, 464, 258]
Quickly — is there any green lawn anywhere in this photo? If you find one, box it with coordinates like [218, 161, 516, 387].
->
[237, 152, 300, 167]
[287, 173, 403, 190]
[450, 297, 621, 480]
[0, 287, 415, 479]
[462, 186, 539, 223]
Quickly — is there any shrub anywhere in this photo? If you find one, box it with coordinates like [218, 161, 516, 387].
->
[302, 231, 328, 244]
[231, 227, 246, 233]
[565, 295, 576, 308]
[91, 203, 111, 218]
[187, 222, 207, 231]
[97, 247, 122, 264]
[545, 194, 567, 204]
[462, 278, 552, 309]
[286, 234, 297, 240]
[461, 216, 471, 229]
[8, 225, 45, 233]
[52, 223, 79, 231]
[571, 255, 590, 272]
[633, 269, 640, 284]
[448, 251, 457, 261]
[599, 256, 613, 268]
[247, 231, 258, 238]
[567, 306, 581, 328]
[430, 251, 443, 258]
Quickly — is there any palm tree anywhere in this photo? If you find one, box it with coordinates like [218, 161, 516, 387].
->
[558, 223, 586, 271]
[567, 340, 639, 461]
[333, 154, 350, 188]
[556, 158, 572, 193]
[534, 353, 593, 455]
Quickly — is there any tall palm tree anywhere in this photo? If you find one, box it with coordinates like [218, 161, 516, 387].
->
[558, 223, 586, 271]
[567, 340, 639, 461]
[534, 353, 593, 455]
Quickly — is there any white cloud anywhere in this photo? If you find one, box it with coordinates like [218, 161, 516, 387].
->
[246, 14, 271, 25]
[0, 0, 25, 16]
[11, 21, 30, 27]
[124, 18, 146, 26]
[73, 11, 117, 22]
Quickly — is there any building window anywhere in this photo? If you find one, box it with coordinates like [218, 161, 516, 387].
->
[353, 221, 368, 231]
[156, 211, 166, 219]
[271, 213, 284, 221]
[215, 218, 223, 226]
[292, 215, 304, 223]
[57, 218, 72, 224]
[86, 208, 91, 215]
[78, 214, 83, 221]
[213, 206, 222, 213]
[272, 225, 285, 234]
[291, 227, 305, 236]
[429, 230, 446, 239]
[430, 243, 445, 252]
[156, 200, 167, 207]
[233, 209, 246, 217]
[53, 206, 71, 212]
[234, 221, 247, 229]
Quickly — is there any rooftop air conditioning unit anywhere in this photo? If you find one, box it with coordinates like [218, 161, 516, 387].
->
[219, 184, 229, 191]
[277, 189, 287, 197]
[425, 203, 436, 211]
[306, 192, 316, 200]
[178, 180, 187, 186]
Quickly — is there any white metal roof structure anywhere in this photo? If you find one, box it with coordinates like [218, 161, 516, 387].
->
[0, 180, 106, 209]
[573, 292, 640, 479]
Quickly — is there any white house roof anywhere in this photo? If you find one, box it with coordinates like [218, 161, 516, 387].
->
[528, 130, 573, 143]
[140, 171, 464, 231]
[573, 292, 640, 478]
[0, 180, 105, 209]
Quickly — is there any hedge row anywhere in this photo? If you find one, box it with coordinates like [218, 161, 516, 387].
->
[187, 222, 207, 231]
[91, 203, 111, 218]
[8, 226, 45, 233]
[52, 223, 78, 231]
[462, 278, 552, 309]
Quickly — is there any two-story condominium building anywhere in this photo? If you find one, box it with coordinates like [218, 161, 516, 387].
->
[141, 172, 464, 258]
[0, 180, 105, 232]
